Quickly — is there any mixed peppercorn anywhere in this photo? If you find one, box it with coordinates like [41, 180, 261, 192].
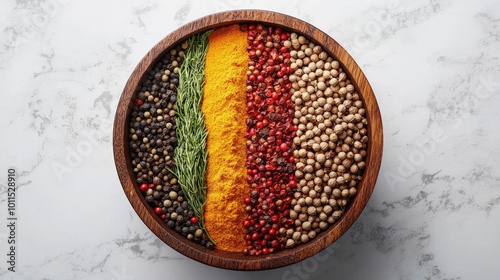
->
[129, 43, 213, 249]
[242, 24, 296, 256]
[127, 23, 367, 255]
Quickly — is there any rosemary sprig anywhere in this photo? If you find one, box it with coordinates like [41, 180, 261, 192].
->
[171, 30, 214, 243]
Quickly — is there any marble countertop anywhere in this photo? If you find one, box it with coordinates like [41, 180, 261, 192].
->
[1, 0, 499, 279]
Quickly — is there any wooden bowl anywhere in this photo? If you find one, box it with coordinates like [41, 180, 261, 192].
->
[113, 10, 383, 270]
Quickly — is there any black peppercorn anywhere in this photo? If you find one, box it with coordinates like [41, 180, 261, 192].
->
[145, 196, 154, 204]
[176, 215, 184, 223]
[153, 191, 161, 200]
[174, 225, 181, 233]
[166, 220, 175, 228]
[181, 201, 188, 209]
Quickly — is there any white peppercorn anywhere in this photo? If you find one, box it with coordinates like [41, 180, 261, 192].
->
[332, 210, 343, 219]
[305, 197, 313, 205]
[302, 221, 312, 231]
[301, 234, 309, 243]
[319, 221, 329, 230]
[307, 206, 317, 216]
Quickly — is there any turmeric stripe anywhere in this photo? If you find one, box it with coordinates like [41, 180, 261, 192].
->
[202, 25, 248, 252]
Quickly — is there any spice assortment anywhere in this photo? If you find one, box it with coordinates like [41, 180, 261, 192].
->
[127, 23, 367, 255]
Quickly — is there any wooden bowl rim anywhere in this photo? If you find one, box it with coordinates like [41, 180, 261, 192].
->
[113, 9, 383, 270]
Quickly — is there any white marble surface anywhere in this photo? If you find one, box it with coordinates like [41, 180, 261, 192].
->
[1, 0, 499, 279]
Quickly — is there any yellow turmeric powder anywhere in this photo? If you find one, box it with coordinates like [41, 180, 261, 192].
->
[202, 25, 248, 252]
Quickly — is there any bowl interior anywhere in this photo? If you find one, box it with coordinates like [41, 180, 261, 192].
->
[113, 10, 383, 270]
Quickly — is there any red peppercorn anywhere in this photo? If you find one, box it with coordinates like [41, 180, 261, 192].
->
[190, 216, 198, 224]
[154, 207, 162, 215]
[139, 183, 148, 192]
[135, 99, 143, 106]
[280, 143, 288, 151]
[243, 220, 251, 228]
[244, 197, 251, 204]
[271, 215, 279, 224]
[252, 232, 260, 241]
